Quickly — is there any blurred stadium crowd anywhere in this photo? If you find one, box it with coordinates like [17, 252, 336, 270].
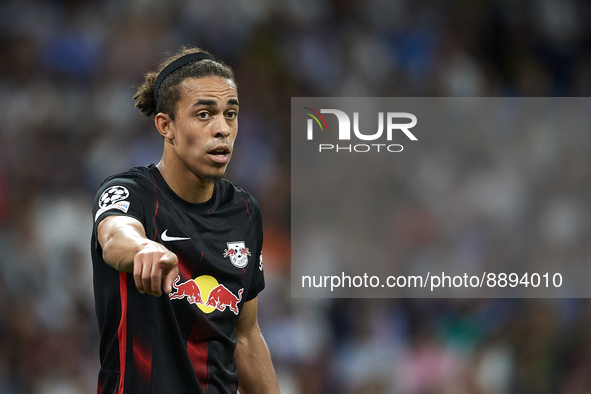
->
[1, 0, 591, 393]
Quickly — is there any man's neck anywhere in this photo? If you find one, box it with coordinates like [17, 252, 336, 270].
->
[156, 159, 214, 204]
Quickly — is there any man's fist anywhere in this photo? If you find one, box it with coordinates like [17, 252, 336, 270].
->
[133, 243, 179, 297]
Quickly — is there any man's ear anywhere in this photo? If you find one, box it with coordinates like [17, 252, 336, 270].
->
[155, 113, 175, 140]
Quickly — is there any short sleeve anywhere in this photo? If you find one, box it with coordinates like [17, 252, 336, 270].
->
[92, 174, 152, 251]
[245, 194, 265, 301]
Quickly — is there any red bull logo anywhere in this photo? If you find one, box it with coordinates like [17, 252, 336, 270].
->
[223, 249, 236, 257]
[169, 277, 203, 305]
[205, 284, 243, 314]
[168, 275, 243, 315]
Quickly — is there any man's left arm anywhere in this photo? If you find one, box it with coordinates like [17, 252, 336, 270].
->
[235, 297, 281, 394]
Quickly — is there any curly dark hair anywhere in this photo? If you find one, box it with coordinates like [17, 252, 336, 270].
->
[133, 46, 236, 119]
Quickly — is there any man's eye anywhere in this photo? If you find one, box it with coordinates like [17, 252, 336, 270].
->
[197, 112, 210, 119]
[226, 111, 237, 119]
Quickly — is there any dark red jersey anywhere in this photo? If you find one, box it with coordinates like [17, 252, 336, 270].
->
[91, 165, 265, 394]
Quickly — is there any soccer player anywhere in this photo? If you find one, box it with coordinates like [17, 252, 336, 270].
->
[91, 47, 281, 394]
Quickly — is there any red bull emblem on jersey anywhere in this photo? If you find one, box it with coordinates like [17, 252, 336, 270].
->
[205, 284, 243, 314]
[169, 277, 203, 305]
[223, 241, 251, 268]
[168, 275, 244, 315]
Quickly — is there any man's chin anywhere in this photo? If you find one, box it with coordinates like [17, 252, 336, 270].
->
[198, 173, 225, 184]
[196, 162, 227, 184]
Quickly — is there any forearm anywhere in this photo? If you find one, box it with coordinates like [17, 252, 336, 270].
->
[101, 222, 152, 272]
[235, 325, 280, 394]
[97, 215, 178, 296]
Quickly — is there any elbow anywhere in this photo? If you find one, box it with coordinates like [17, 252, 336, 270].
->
[101, 237, 121, 271]
[100, 229, 132, 272]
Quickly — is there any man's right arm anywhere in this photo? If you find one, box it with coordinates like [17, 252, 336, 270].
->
[97, 215, 179, 297]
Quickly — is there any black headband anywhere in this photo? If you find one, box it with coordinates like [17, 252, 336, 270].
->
[153, 52, 216, 101]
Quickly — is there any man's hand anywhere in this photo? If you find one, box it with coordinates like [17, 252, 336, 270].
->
[133, 243, 179, 297]
[98, 215, 179, 297]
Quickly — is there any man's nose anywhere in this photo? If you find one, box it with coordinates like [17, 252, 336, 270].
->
[212, 115, 231, 138]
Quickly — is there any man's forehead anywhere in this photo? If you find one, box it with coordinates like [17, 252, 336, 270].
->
[179, 76, 238, 103]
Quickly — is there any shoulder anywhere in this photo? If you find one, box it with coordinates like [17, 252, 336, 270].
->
[95, 166, 154, 197]
[92, 166, 155, 225]
[99, 166, 153, 189]
[93, 166, 155, 211]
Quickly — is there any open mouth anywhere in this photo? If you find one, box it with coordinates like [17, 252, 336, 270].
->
[207, 146, 231, 163]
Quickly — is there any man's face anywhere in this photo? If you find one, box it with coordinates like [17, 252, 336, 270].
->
[167, 76, 239, 183]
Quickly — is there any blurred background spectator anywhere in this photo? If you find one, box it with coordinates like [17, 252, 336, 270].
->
[1, 0, 591, 393]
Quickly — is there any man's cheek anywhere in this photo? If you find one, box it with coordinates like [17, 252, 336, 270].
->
[182, 133, 198, 148]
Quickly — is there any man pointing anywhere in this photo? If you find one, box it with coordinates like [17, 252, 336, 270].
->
[91, 47, 280, 394]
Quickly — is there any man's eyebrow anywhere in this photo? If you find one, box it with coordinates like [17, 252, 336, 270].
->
[193, 99, 217, 107]
[192, 98, 239, 107]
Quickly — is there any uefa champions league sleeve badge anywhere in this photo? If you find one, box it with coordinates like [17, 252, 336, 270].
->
[94, 185, 131, 222]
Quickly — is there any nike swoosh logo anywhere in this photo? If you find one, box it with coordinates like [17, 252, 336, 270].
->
[161, 229, 191, 242]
